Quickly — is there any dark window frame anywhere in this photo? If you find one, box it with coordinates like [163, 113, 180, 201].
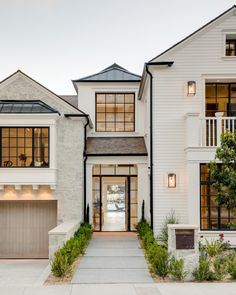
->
[95, 93, 135, 132]
[0, 126, 50, 168]
[200, 163, 236, 231]
[205, 83, 236, 117]
[226, 39, 236, 56]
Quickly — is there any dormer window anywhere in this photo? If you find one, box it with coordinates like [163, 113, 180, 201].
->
[96, 93, 135, 132]
[225, 34, 236, 56]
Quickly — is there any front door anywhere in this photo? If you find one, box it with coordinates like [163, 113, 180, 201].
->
[102, 176, 126, 231]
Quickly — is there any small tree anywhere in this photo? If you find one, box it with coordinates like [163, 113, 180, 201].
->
[208, 131, 236, 210]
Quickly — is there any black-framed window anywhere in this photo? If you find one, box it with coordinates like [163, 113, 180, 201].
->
[200, 164, 236, 230]
[206, 83, 236, 117]
[0, 127, 49, 168]
[226, 39, 236, 56]
[96, 93, 135, 132]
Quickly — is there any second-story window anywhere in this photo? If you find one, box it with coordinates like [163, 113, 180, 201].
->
[226, 38, 236, 56]
[0, 127, 49, 168]
[96, 93, 135, 132]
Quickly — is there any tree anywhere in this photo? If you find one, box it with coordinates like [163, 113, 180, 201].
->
[208, 131, 236, 210]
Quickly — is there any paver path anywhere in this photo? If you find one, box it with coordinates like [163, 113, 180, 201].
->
[72, 232, 153, 284]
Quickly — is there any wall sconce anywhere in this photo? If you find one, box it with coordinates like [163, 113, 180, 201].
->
[168, 173, 176, 188]
[187, 81, 196, 95]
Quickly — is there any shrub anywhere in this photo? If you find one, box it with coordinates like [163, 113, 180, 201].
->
[169, 256, 187, 280]
[227, 253, 236, 280]
[51, 249, 72, 277]
[146, 242, 159, 265]
[142, 231, 155, 250]
[51, 223, 93, 278]
[158, 210, 178, 248]
[192, 257, 215, 281]
[213, 256, 228, 280]
[136, 219, 152, 239]
[151, 246, 169, 279]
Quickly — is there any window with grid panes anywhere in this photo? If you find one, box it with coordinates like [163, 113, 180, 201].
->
[0, 127, 49, 168]
[96, 93, 135, 132]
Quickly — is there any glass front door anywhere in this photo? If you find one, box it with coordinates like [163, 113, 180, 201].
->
[92, 165, 138, 231]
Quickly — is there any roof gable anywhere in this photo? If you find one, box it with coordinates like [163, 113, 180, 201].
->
[150, 5, 236, 62]
[0, 70, 84, 114]
[73, 63, 141, 82]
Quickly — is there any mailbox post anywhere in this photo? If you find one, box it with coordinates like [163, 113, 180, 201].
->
[168, 224, 199, 280]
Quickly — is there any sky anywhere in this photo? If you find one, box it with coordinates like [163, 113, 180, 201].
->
[0, 0, 235, 94]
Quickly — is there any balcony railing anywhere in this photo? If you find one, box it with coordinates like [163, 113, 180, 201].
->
[185, 112, 236, 148]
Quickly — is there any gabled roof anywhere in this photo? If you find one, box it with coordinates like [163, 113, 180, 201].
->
[0, 100, 60, 114]
[150, 5, 236, 61]
[73, 63, 141, 83]
[0, 70, 86, 115]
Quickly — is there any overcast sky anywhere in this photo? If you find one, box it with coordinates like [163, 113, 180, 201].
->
[0, 0, 235, 94]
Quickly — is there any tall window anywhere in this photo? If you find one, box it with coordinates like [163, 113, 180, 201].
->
[206, 83, 236, 116]
[96, 93, 135, 132]
[200, 164, 236, 230]
[226, 39, 236, 56]
[0, 127, 49, 168]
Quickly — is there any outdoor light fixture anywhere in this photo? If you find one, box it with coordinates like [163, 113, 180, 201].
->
[187, 81, 196, 95]
[168, 173, 176, 188]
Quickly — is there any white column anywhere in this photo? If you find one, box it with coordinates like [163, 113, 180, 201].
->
[215, 112, 224, 147]
[186, 161, 200, 225]
[50, 123, 57, 169]
[137, 163, 149, 221]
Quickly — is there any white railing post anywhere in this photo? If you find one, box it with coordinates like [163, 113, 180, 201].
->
[215, 112, 224, 147]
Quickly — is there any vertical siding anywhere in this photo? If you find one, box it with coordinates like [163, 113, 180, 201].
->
[151, 13, 236, 234]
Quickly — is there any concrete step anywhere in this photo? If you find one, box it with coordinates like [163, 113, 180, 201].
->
[79, 256, 148, 269]
[71, 269, 153, 284]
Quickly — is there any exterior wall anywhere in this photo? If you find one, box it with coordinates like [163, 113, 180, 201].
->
[147, 12, 236, 235]
[0, 74, 85, 224]
[75, 82, 145, 137]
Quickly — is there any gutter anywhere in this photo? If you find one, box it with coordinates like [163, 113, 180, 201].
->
[65, 113, 90, 223]
[145, 61, 174, 230]
[145, 64, 154, 230]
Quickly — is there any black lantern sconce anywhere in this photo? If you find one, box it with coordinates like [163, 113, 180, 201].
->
[187, 81, 196, 95]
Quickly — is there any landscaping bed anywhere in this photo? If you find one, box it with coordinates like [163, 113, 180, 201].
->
[46, 223, 93, 284]
[136, 219, 236, 282]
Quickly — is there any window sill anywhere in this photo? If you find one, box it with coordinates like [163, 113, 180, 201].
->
[221, 56, 236, 60]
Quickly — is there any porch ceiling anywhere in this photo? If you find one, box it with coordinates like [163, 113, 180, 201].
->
[85, 137, 148, 156]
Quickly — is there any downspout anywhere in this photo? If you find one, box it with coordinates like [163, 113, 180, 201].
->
[145, 64, 154, 229]
[83, 115, 89, 222]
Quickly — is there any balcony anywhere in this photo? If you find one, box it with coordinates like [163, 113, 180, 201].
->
[185, 112, 236, 148]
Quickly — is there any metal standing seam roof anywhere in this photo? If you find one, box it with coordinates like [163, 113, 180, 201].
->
[86, 137, 148, 156]
[0, 100, 60, 114]
[73, 63, 141, 82]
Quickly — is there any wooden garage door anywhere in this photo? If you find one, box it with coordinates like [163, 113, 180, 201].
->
[0, 200, 57, 258]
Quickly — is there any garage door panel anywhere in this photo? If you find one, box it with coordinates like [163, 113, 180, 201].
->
[0, 201, 57, 258]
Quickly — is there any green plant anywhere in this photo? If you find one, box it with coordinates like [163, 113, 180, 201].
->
[192, 257, 215, 281]
[136, 219, 152, 239]
[146, 242, 159, 265]
[142, 230, 155, 250]
[51, 249, 72, 277]
[151, 246, 169, 279]
[169, 256, 187, 280]
[213, 256, 228, 280]
[208, 131, 236, 210]
[158, 210, 178, 248]
[227, 253, 236, 280]
[203, 239, 225, 257]
[50, 223, 93, 277]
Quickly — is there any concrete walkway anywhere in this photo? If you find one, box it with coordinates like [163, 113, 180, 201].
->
[71, 232, 153, 284]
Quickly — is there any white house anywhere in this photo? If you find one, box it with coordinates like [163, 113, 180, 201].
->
[140, 5, 236, 243]
[1, 5, 236, 259]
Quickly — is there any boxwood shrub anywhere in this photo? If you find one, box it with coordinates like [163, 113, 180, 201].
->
[51, 223, 93, 277]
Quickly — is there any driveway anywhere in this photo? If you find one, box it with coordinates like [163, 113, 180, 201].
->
[0, 260, 49, 287]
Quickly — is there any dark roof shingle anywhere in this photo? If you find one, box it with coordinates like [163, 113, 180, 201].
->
[86, 137, 147, 156]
